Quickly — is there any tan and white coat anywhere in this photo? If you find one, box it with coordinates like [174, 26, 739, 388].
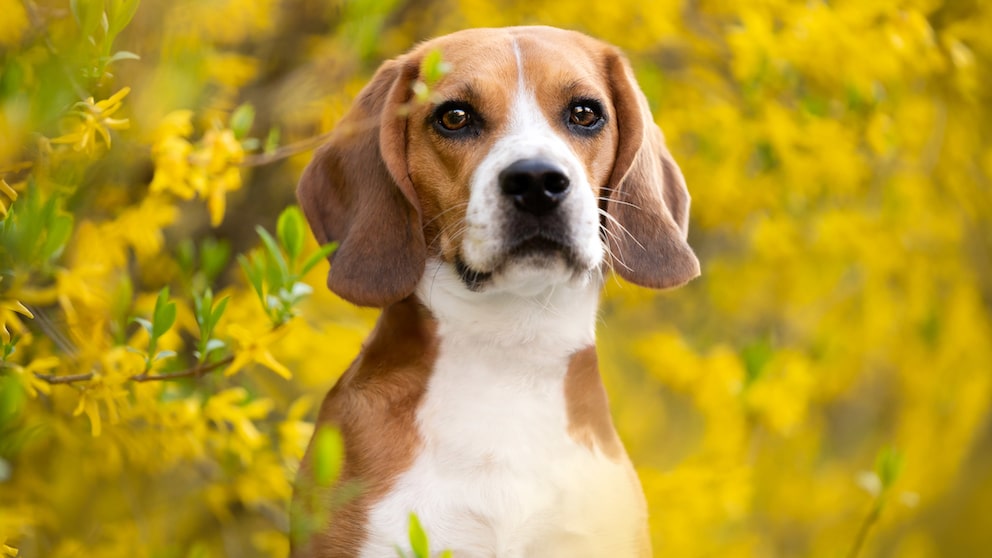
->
[294, 26, 699, 558]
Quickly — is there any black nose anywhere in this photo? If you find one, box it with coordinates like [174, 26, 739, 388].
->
[498, 159, 570, 216]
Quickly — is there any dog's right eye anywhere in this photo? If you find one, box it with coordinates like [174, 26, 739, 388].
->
[432, 102, 480, 137]
[440, 108, 470, 131]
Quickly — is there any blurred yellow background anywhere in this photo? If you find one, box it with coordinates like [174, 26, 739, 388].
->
[1, 0, 990, 556]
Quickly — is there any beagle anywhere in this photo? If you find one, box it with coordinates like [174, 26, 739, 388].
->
[294, 26, 699, 558]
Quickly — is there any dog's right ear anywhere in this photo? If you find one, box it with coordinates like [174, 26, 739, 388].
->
[298, 59, 426, 308]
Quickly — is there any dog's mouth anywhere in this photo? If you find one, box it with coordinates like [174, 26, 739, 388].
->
[454, 256, 493, 291]
[455, 233, 579, 290]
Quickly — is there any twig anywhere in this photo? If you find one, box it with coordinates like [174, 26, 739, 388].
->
[34, 354, 235, 385]
[238, 96, 425, 168]
[846, 500, 882, 558]
[240, 130, 336, 167]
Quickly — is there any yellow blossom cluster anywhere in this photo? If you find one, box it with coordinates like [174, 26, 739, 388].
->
[149, 110, 246, 226]
[1, 0, 990, 557]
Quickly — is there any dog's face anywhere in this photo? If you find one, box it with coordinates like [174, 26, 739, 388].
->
[299, 27, 699, 306]
[404, 30, 618, 292]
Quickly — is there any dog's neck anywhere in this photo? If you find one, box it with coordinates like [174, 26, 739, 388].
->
[340, 259, 632, 556]
[414, 258, 601, 360]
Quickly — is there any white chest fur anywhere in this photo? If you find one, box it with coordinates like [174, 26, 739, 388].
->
[358, 262, 648, 557]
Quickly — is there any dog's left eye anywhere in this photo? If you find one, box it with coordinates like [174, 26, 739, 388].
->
[570, 105, 599, 127]
[566, 100, 605, 133]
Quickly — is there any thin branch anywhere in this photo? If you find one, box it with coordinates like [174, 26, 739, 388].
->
[846, 500, 882, 558]
[238, 96, 427, 168]
[132, 355, 234, 382]
[240, 130, 336, 167]
[34, 354, 235, 385]
[33, 370, 95, 385]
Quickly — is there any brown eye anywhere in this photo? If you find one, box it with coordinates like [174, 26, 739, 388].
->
[440, 108, 470, 131]
[570, 105, 600, 127]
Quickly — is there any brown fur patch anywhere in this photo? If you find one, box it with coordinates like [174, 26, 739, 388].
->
[292, 298, 437, 557]
[564, 346, 623, 461]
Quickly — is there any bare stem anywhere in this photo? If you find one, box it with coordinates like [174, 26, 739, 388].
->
[34, 354, 235, 385]
[240, 130, 336, 167]
[846, 500, 882, 558]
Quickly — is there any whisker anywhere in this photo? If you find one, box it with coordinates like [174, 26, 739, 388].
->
[597, 211, 635, 273]
[427, 222, 468, 252]
[598, 207, 645, 252]
[423, 201, 470, 229]
[597, 195, 642, 211]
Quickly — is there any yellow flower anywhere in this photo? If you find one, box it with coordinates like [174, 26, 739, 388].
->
[6, 355, 57, 398]
[105, 195, 178, 259]
[148, 110, 246, 227]
[71, 349, 139, 436]
[225, 324, 293, 379]
[278, 396, 315, 462]
[0, 0, 29, 48]
[149, 110, 196, 199]
[204, 386, 274, 461]
[191, 128, 245, 227]
[0, 178, 17, 217]
[51, 87, 131, 154]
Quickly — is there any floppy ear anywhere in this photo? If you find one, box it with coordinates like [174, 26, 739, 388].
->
[603, 51, 700, 289]
[297, 58, 426, 307]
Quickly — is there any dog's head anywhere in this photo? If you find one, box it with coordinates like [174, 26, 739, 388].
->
[298, 26, 700, 307]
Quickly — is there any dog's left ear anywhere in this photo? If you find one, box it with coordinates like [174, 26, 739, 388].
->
[603, 51, 700, 289]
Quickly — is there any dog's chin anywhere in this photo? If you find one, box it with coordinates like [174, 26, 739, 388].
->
[455, 238, 596, 294]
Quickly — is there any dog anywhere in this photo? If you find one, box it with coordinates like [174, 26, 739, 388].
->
[293, 26, 699, 558]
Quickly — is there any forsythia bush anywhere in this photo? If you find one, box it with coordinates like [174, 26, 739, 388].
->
[1, 0, 990, 556]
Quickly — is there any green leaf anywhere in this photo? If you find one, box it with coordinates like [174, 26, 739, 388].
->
[104, 50, 141, 65]
[256, 226, 290, 285]
[71, 0, 105, 38]
[0, 375, 26, 426]
[200, 237, 231, 282]
[210, 296, 230, 331]
[741, 337, 774, 388]
[230, 103, 255, 140]
[238, 254, 264, 300]
[153, 349, 177, 361]
[193, 288, 212, 328]
[300, 242, 338, 276]
[151, 286, 176, 338]
[312, 426, 343, 486]
[106, 0, 140, 36]
[408, 513, 429, 558]
[277, 206, 306, 262]
[176, 238, 195, 276]
[264, 127, 281, 153]
[875, 446, 903, 491]
[39, 213, 74, 261]
[420, 49, 451, 86]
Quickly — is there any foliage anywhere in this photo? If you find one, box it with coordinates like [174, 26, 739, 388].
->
[1, 0, 991, 557]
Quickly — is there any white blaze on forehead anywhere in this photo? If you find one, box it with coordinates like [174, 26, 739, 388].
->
[513, 36, 525, 90]
[459, 36, 604, 282]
